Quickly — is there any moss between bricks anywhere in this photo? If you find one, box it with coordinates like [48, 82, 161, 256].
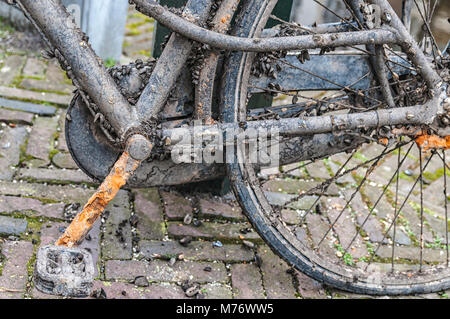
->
[0, 211, 59, 238]
[0, 105, 37, 117]
[129, 12, 153, 21]
[18, 135, 33, 167]
[14, 84, 72, 96]
[0, 94, 63, 108]
[24, 213, 46, 295]
[49, 129, 60, 163]
[322, 158, 334, 179]
[0, 17, 15, 39]
[353, 151, 369, 163]
[25, 249, 37, 297]
[2, 50, 28, 57]
[49, 149, 59, 162]
[160, 221, 167, 237]
[423, 167, 450, 182]
[0, 211, 43, 288]
[410, 201, 450, 231]
[21, 75, 44, 81]
[372, 255, 441, 266]
[62, 74, 72, 86]
[17, 118, 61, 171]
[11, 74, 24, 87]
[18, 173, 98, 188]
[127, 20, 151, 29]
[125, 29, 142, 36]
[136, 49, 152, 57]
[396, 214, 420, 247]
[23, 196, 61, 205]
[0, 245, 5, 277]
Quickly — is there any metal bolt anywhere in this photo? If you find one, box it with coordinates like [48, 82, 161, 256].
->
[127, 134, 153, 161]
[406, 112, 415, 120]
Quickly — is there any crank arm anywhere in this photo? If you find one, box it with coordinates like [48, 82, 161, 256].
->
[34, 134, 152, 297]
[57, 135, 152, 247]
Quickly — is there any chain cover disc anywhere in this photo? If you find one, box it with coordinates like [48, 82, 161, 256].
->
[65, 94, 224, 188]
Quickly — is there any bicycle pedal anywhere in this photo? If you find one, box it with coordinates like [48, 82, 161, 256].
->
[34, 245, 95, 297]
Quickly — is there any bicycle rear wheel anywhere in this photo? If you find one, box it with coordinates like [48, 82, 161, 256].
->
[222, 0, 450, 295]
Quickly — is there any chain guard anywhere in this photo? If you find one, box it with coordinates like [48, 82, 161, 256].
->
[65, 94, 225, 188]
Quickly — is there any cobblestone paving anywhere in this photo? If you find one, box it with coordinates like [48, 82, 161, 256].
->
[0, 9, 448, 300]
[122, 9, 154, 62]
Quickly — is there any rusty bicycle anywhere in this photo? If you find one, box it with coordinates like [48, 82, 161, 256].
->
[5, 0, 449, 296]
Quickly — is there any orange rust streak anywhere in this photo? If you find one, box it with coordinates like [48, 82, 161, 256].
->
[55, 152, 140, 247]
[379, 138, 389, 146]
[415, 134, 450, 152]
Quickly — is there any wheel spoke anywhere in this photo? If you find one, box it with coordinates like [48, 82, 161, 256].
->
[278, 58, 385, 105]
[391, 144, 402, 272]
[419, 145, 424, 272]
[312, 0, 360, 30]
[366, 152, 435, 269]
[343, 141, 414, 254]
[296, 149, 357, 227]
[318, 149, 388, 247]
[444, 150, 449, 267]
[413, 0, 442, 58]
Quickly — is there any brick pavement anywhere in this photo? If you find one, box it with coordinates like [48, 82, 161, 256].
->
[0, 8, 448, 300]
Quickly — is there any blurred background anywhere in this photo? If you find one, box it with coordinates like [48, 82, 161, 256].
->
[0, 0, 448, 63]
[291, 0, 449, 49]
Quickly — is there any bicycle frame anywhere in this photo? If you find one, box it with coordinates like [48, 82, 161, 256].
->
[20, 0, 449, 295]
[16, 0, 447, 152]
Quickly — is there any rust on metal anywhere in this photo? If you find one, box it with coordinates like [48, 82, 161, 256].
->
[378, 137, 389, 146]
[220, 14, 231, 25]
[415, 134, 450, 151]
[55, 151, 141, 247]
[391, 126, 422, 136]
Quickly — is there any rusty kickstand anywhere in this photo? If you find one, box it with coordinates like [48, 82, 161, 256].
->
[34, 134, 152, 297]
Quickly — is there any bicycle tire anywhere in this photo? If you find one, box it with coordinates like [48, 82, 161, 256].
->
[221, 0, 450, 295]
